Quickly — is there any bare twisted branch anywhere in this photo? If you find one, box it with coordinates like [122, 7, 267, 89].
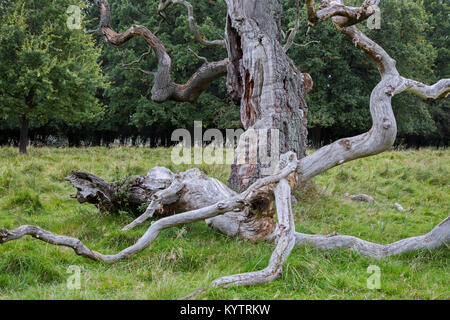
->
[157, 0, 226, 48]
[305, 0, 379, 27]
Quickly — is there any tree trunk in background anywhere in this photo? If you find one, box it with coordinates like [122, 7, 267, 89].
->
[19, 117, 29, 154]
[226, 0, 310, 192]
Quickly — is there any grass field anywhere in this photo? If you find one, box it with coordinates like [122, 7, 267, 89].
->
[0, 147, 448, 300]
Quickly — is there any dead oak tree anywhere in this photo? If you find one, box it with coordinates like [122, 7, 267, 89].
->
[1, 0, 449, 291]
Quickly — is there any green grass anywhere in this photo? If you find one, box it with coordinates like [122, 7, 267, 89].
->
[0, 147, 448, 300]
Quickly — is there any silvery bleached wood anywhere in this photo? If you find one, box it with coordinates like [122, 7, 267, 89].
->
[294, 216, 450, 258]
[224, 0, 310, 191]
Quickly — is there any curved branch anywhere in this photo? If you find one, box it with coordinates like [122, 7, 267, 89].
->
[306, 0, 379, 27]
[0, 197, 245, 263]
[399, 78, 450, 100]
[297, 25, 399, 182]
[298, 0, 448, 183]
[93, 0, 227, 103]
[0, 154, 299, 264]
[157, 0, 226, 48]
[295, 216, 450, 258]
[283, 0, 301, 52]
[211, 179, 296, 287]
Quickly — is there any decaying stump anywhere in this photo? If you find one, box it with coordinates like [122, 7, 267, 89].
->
[65, 153, 298, 241]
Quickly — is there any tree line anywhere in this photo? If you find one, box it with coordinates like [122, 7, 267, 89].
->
[0, 0, 448, 154]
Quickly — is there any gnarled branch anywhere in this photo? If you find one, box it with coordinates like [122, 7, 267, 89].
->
[158, 0, 226, 48]
[1, 154, 300, 264]
[93, 0, 227, 103]
[306, 0, 379, 27]
[298, 0, 449, 183]
[211, 179, 296, 287]
[399, 78, 450, 100]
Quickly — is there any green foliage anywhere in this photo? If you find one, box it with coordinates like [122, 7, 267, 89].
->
[0, 0, 106, 136]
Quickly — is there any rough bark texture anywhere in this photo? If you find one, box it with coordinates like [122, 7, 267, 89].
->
[226, 0, 310, 192]
[19, 117, 29, 154]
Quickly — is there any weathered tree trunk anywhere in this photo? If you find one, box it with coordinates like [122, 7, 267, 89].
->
[225, 0, 310, 192]
[19, 116, 29, 154]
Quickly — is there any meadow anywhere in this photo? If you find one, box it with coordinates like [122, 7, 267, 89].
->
[0, 147, 448, 299]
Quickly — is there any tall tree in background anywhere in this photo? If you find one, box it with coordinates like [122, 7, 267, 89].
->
[0, 0, 105, 153]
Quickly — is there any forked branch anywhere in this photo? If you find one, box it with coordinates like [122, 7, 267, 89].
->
[0, 155, 300, 263]
[0, 197, 246, 263]
[157, 0, 226, 48]
[93, 0, 227, 103]
[305, 0, 379, 27]
[211, 179, 296, 288]
[298, 0, 449, 182]
[1, 0, 449, 296]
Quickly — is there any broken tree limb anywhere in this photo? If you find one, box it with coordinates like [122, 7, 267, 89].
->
[0, 196, 246, 263]
[2, 0, 450, 296]
[344, 193, 376, 203]
[122, 177, 185, 231]
[294, 216, 450, 258]
[1, 154, 300, 263]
